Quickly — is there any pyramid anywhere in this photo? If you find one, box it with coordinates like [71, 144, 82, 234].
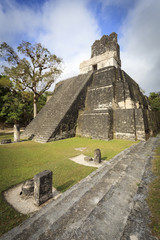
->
[22, 33, 160, 142]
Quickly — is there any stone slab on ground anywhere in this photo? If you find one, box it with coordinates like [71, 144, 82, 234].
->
[4, 184, 60, 215]
[1, 139, 12, 144]
[74, 147, 87, 152]
[1, 135, 160, 240]
[69, 154, 104, 168]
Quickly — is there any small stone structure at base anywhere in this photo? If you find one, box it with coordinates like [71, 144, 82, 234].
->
[84, 149, 102, 164]
[34, 170, 53, 206]
[84, 156, 93, 162]
[20, 170, 53, 206]
[21, 179, 34, 196]
[1, 139, 12, 144]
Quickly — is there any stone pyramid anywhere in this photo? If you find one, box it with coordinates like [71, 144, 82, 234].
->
[22, 33, 160, 142]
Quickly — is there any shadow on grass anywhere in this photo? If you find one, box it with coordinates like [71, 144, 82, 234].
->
[57, 180, 76, 192]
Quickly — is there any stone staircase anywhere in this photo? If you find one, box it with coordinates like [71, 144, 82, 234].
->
[1, 135, 159, 240]
[21, 72, 93, 142]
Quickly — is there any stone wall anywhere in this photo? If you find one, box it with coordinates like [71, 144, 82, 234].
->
[76, 66, 160, 141]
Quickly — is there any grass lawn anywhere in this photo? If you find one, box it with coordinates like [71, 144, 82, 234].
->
[147, 143, 160, 239]
[0, 132, 14, 142]
[0, 133, 137, 237]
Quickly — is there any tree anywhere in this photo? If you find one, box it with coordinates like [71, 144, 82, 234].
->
[0, 76, 48, 125]
[0, 41, 62, 118]
[0, 76, 23, 124]
[148, 92, 160, 112]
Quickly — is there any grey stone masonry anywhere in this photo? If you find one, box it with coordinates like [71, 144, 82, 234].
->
[21, 33, 160, 142]
[1, 135, 159, 240]
[76, 66, 160, 141]
[91, 32, 120, 61]
[21, 179, 34, 196]
[34, 170, 53, 206]
[80, 33, 121, 73]
[21, 72, 93, 143]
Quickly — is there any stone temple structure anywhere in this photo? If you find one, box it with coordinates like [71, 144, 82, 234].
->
[22, 32, 160, 143]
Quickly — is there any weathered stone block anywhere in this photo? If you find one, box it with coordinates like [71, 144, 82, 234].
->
[21, 179, 34, 196]
[77, 112, 112, 140]
[1, 139, 11, 144]
[34, 170, 53, 206]
[114, 109, 136, 140]
[84, 156, 93, 162]
[93, 149, 101, 164]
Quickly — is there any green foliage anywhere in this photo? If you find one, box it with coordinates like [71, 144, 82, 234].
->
[37, 92, 47, 113]
[0, 92, 24, 124]
[148, 92, 160, 112]
[0, 41, 62, 117]
[0, 75, 12, 88]
[0, 136, 137, 236]
[147, 144, 160, 239]
[0, 77, 47, 125]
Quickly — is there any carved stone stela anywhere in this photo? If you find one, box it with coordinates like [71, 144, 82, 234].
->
[20, 170, 53, 206]
[93, 149, 101, 164]
[14, 124, 20, 142]
[34, 170, 53, 206]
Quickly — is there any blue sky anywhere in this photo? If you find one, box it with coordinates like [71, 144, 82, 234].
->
[0, 0, 160, 95]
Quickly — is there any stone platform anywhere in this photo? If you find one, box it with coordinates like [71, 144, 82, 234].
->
[1, 135, 160, 240]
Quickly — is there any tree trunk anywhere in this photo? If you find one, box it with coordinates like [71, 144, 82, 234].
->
[33, 92, 37, 118]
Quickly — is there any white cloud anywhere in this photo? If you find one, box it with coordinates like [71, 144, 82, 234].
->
[0, 0, 101, 85]
[2, 0, 159, 96]
[119, 0, 160, 95]
[0, 0, 40, 45]
[38, 0, 100, 81]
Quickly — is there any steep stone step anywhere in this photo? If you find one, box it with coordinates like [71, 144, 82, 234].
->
[1, 136, 159, 240]
[37, 156, 141, 239]
[36, 143, 147, 240]
[21, 77, 69, 137]
[68, 138, 159, 240]
[22, 72, 93, 142]
[43, 140, 156, 240]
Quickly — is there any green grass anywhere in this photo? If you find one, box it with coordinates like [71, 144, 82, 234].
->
[0, 132, 14, 142]
[0, 134, 137, 237]
[147, 143, 160, 239]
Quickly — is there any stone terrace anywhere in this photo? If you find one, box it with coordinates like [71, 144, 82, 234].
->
[1, 135, 159, 240]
